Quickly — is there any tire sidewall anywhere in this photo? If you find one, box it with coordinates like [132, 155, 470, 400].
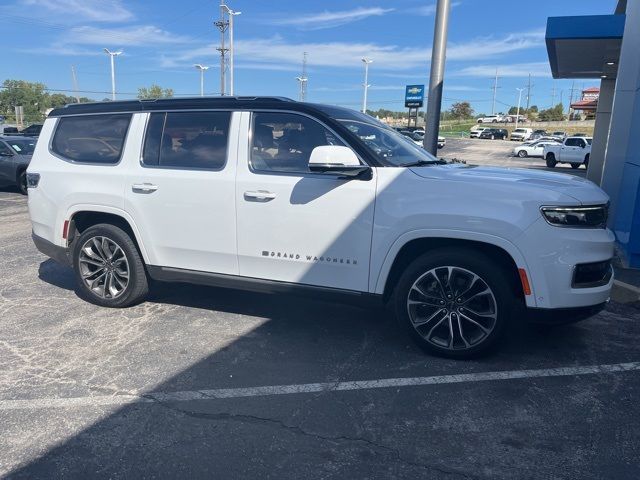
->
[518, 150, 527, 158]
[394, 248, 514, 358]
[72, 224, 147, 308]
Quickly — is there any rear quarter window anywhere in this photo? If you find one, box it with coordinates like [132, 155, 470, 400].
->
[51, 114, 132, 164]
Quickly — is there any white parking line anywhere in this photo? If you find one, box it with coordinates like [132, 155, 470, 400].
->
[2, 362, 639, 411]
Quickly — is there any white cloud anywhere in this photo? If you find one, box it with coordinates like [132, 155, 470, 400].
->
[64, 25, 193, 47]
[271, 7, 394, 30]
[454, 62, 551, 78]
[21, 0, 133, 22]
[162, 30, 544, 71]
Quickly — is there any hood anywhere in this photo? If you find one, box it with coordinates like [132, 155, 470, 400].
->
[410, 164, 609, 205]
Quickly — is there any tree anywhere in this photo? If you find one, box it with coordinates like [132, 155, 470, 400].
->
[49, 93, 78, 109]
[0, 79, 49, 121]
[449, 101, 474, 119]
[538, 103, 565, 122]
[137, 84, 174, 99]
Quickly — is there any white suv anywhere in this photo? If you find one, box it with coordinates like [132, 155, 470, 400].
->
[27, 97, 614, 358]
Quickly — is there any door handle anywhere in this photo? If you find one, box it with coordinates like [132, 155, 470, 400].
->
[132, 183, 159, 193]
[244, 190, 276, 201]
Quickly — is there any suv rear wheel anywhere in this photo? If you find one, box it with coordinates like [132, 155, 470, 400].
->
[72, 223, 149, 307]
[545, 153, 557, 168]
[394, 248, 514, 358]
[18, 170, 27, 195]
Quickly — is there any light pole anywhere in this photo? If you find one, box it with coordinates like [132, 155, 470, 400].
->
[424, 0, 451, 155]
[295, 76, 308, 102]
[194, 64, 210, 96]
[361, 58, 372, 114]
[221, 5, 241, 96]
[515, 88, 524, 129]
[103, 48, 122, 101]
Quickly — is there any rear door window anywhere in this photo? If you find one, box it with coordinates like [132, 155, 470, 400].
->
[51, 114, 131, 164]
[142, 111, 230, 170]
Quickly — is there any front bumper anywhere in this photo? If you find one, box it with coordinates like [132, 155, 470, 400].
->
[518, 218, 615, 309]
[32, 232, 71, 267]
[526, 302, 607, 325]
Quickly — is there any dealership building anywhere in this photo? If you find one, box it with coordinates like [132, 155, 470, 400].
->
[546, 0, 640, 266]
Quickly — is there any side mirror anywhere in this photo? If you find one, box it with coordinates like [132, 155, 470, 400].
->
[308, 146, 371, 178]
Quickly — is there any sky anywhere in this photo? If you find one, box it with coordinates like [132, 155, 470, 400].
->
[0, 0, 617, 115]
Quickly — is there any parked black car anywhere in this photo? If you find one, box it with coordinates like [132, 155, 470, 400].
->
[479, 128, 508, 140]
[18, 124, 43, 137]
[0, 136, 36, 194]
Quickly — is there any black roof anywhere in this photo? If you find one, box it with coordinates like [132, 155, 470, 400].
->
[47, 96, 334, 117]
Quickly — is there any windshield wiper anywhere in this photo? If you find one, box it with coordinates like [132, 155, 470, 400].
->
[401, 159, 448, 167]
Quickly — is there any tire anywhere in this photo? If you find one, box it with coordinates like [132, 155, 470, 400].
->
[571, 163, 580, 169]
[492, 119, 497, 123]
[393, 248, 515, 359]
[17, 170, 27, 195]
[72, 223, 149, 308]
[478, 120, 483, 124]
[545, 154, 557, 168]
[584, 154, 589, 167]
[517, 150, 528, 158]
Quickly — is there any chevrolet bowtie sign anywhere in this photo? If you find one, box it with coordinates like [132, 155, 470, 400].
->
[405, 84, 425, 108]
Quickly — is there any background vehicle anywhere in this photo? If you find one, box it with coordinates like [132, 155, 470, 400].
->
[411, 131, 445, 149]
[18, 124, 43, 137]
[552, 131, 567, 139]
[513, 138, 561, 158]
[0, 136, 36, 194]
[469, 126, 488, 138]
[510, 128, 533, 142]
[0, 125, 19, 135]
[529, 129, 548, 141]
[477, 115, 506, 123]
[27, 97, 613, 359]
[543, 136, 592, 168]
[479, 128, 508, 140]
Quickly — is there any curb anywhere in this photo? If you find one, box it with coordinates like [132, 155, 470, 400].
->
[611, 280, 640, 304]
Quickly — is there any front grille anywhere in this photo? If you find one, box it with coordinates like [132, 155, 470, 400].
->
[572, 260, 613, 288]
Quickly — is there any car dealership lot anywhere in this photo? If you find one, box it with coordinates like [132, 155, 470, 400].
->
[1, 181, 639, 478]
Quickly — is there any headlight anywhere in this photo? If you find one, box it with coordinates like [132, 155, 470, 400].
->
[540, 205, 608, 228]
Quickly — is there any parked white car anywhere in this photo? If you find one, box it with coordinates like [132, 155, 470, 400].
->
[27, 98, 613, 358]
[510, 128, 533, 142]
[477, 115, 507, 123]
[469, 126, 488, 138]
[543, 136, 592, 169]
[513, 138, 561, 158]
[411, 131, 445, 149]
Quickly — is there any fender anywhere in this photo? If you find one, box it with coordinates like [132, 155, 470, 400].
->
[371, 228, 537, 308]
[62, 204, 151, 264]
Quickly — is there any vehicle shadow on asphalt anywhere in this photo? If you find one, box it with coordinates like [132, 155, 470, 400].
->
[12, 261, 635, 478]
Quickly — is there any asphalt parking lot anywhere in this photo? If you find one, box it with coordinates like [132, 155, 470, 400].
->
[1, 155, 639, 478]
[441, 137, 588, 176]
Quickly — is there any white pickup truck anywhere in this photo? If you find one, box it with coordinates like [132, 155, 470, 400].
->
[543, 136, 592, 169]
[476, 115, 507, 124]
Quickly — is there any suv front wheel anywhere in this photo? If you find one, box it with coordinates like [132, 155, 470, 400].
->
[72, 223, 149, 307]
[394, 248, 514, 358]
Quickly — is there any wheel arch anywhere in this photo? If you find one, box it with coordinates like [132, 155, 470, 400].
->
[374, 232, 533, 307]
[65, 206, 150, 264]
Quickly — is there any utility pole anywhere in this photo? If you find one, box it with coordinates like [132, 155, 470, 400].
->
[550, 83, 557, 107]
[295, 52, 308, 102]
[491, 68, 499, 115]
[568, 80, 576, 118]
[525, 73, 532, 111]
[361, 57, 373, 113]
[221, 3, 241, 96]
[194, 64, 210, 96]
[103, 48, 123, 101]
[424, 0, 451, 155]
[70, 65, 80, 103]
[215, 1, 229, 96]
[515, 88, 524, 129]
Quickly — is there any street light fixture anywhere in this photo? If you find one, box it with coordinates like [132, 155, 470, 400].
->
[194, 64, 210, 97]
[361, 57, 373, 113]
[103, 48, 123, 101]
[221, 4, 241, 96]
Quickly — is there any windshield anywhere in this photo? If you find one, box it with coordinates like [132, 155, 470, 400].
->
[6, 139, 36, 155]
[338, 118, 440, 166]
